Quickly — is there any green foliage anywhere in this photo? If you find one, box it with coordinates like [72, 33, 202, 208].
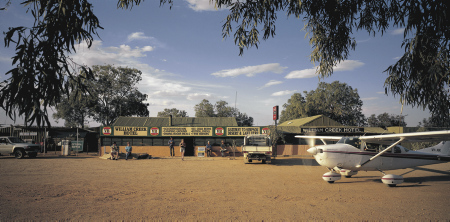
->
[157, 108, 188, 117]
[235, 112, 253, 127]
[90, 65, 149, 125]
[206, 0, 450, 127]
[367, 113, 406, 128]
[280, 81, 365, 126]
[194, 99, 253, 126]
[53, 74, 97, 128]
[53, 65, 149, 126]
[268, 125, 285, 147]
[194, 99, 215, 117]
[279, 93, 307, 124]
[1, 0, 102, 127]
[4, 0, 447, 127]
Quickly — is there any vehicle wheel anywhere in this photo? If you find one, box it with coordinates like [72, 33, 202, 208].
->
[388, 184, 397, 187]
[248, 159, 252, 163]
[262, 159, 266, 164]
[327, 181, 335, 184]
[14, 150, 25, 159]
[345, 176, 352, 178]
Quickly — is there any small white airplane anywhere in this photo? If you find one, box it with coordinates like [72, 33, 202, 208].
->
[296, 130, 450, 187]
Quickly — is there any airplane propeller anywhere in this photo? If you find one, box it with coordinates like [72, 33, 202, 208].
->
[305, 132, 316, 147]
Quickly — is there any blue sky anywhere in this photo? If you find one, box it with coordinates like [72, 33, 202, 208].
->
[0, 0, 431, 127]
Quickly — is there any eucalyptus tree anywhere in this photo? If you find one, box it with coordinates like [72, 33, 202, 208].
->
[280, 81, 365, 126]
[90, 65, 149, 126]
[2, 0, 448, 127]
[157, 108, 188, 117]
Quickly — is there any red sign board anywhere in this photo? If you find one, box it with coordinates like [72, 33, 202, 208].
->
[215, 127, 224, 136]
[102, 127, 111, 135]
[273, 106, 279, 120]
[150, 127, 159, 136]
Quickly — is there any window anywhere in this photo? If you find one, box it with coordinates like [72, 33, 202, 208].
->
[142, 138, 152, 146]
[102, 137, 112, 147]
[132, 138, 143, 146]
[152, 138, 163, 146]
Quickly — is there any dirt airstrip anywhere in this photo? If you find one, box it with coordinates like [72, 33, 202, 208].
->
[1, 154, 449, 221]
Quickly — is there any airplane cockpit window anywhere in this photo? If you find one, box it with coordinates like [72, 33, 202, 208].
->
[337, 137, 360, 148]
[393, 146, 402, 153]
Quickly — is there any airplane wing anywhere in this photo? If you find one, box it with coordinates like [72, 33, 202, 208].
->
[359, 130, 450, 145]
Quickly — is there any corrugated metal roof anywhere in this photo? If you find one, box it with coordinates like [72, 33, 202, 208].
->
[113, 117, 238, 127]
[278, 115, 343, 127]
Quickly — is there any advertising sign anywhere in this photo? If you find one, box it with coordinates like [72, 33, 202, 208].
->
[114, 126, 148, 136]
[150, 127, 160, 136]
[197, 147, 205, 157]
[226, 127, 260, 136]
[301, 127, 364, 134]
[102, 127, 112, 136]
[162, 127, 213, 137]
[71, 141, 83, 152]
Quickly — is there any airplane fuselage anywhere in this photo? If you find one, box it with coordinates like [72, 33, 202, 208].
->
[312, 144, 446, 171]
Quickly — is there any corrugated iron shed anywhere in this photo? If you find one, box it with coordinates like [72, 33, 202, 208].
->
[112, 116, 238, 127]
[278, 115, 343, 127]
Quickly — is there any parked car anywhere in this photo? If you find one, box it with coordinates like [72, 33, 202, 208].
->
[0, 136, 41, 158]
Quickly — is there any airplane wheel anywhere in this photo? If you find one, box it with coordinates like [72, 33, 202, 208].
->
[327, 181, 335, 184]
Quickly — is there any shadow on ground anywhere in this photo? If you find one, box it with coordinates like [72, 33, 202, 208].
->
[271, 158, 320, 166]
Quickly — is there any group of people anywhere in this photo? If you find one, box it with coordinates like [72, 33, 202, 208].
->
[169, 138, 228, 159]
[110, 141, 132, 160]
[110, 138, 228, 161]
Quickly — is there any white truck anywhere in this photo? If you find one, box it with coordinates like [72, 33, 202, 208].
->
[242, 134, 272, 164]
[0, 136, 41, 159]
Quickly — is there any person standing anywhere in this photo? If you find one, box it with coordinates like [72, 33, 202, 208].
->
[206, 141, 212, 157]
[125, 142, 132, 160]
[179, 139, 186, 161]
[168, 137, 174, 157]
[220, 140, 227, 157]
[110, 142, 119, 160]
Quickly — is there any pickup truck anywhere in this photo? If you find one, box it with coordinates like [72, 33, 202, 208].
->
[242, 134, 272, 164]
[0, 136, 40, 159]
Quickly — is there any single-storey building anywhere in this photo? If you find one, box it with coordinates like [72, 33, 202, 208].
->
[99, 115, 389, 158]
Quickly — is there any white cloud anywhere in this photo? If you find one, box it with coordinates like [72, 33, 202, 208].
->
[391, 28, 404, 35]
[362, 97, 379, 101]
[211, 63, 287, 77]
[128, 32, 150, 41]
[285, 68, 317, 79]
[142, 46, 154, 52]
[71, 40, 156, 67]
[285, 60, 364, 79]
[271, 90, 297, 96]
[333, 60, 364, 72]
[259, 80, 283, 89]
[186, 92, 214, 101]
[185, 0, 222, 11]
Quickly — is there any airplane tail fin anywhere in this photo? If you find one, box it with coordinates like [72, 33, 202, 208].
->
[419, 141, 450, 156]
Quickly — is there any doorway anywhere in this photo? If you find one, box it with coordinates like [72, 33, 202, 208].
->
[183, 137, 194, 156]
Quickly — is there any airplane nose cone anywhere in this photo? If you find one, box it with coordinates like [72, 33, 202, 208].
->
[307, 147, 318, 155]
